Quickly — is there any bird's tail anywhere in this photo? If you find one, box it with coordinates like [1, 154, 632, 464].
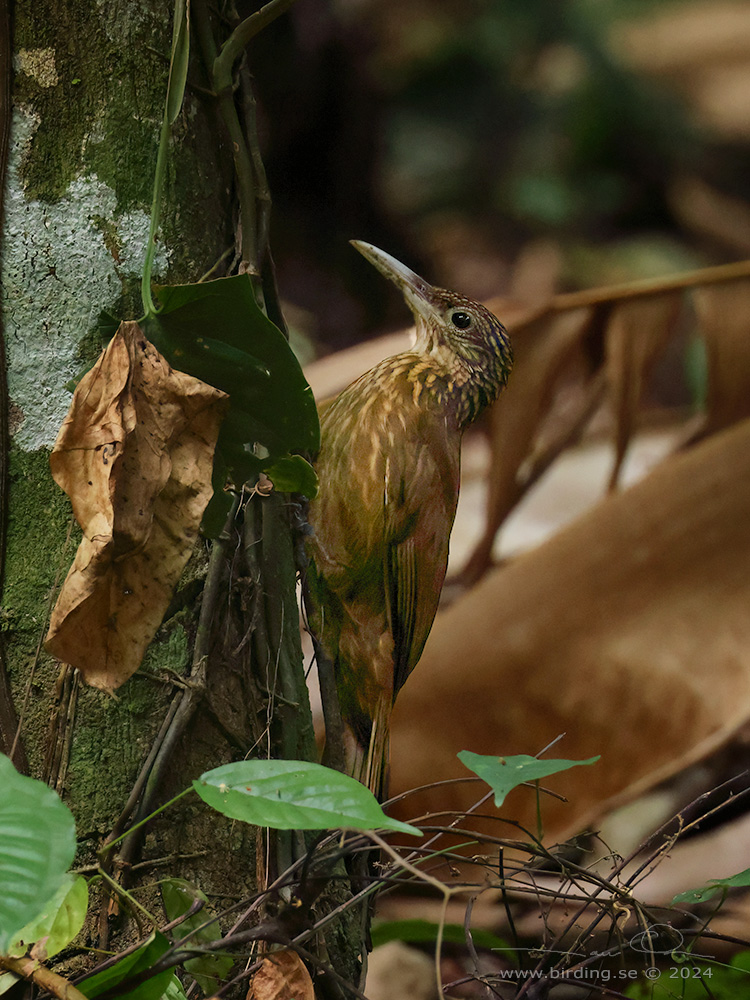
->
[347, 693, 391, 801]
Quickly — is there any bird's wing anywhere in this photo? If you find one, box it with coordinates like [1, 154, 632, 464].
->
[309, 388, 460, 700]
[384, 411, 461, 696]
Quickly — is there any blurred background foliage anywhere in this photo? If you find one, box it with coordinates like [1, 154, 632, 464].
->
[245, 0, 750, 355]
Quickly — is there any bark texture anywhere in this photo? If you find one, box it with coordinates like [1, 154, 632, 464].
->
[1, 0, 266, 969]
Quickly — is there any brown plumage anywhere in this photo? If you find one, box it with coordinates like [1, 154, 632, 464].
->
[306, 241, 513, 795]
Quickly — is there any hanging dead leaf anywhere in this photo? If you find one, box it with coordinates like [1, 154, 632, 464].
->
[671, 176, 750, 255]
[389, 416, 750, 843]
[605, 292, 681, 489]
[45, 321, 228, 692]
[463, 262, 750, 582]
[246, 950, 314, 1000]
[693, 280, 750, 433]
[460, 304, 595, 583]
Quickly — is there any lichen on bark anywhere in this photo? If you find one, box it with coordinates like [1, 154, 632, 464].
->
[2, 0, 256, 959]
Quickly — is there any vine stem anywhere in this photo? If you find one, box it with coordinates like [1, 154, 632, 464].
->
[191, 0, 255, 269]
[213, 0, 298, 91]
[141, 110, 170, 316]
[102, 786, 194, 855]
[142, 0, 189, 315]
[552, 256, 750, 310]
[0, 955, 89, 1000]
[194, 0, 299, 272]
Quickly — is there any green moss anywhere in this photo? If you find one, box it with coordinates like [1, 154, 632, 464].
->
[1, 448, 76, 773]
[14, 0, 167, 208]
[140, 621, 190, 688]
[63, 675, 175, 830]
[85, 112, 159, 211]
[3, 444, 191, 817]
[2, 447, 77, 637]
[14, 1, 234, 291]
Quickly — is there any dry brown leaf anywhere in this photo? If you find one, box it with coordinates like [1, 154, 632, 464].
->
[246, 951, 314, 1000]
[389, 416, 750, 843]
[460, 304, 595, 583]
[694, 280, 750, 434]
[463, 269, 750, 580]
[45, 321, 228, 692]
[605, 292, 681, 489]
[671, 176, 750, 255]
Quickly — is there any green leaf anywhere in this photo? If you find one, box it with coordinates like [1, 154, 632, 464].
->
[78, 930, 172, 1000]
[161, 878, 233, 995]
[0, 973, 20, 996]
[193, 759, 421, 835]
[457, 750, 600, 809]
[96, 309, 120, 344]
[143, 275, 320, 502]
[161, 975, 189, 1000]
[264, 454, 319, 498]
[0, 754, 77, 955]
[166, 0, 190, 124]
[371, 918, 509, 952]
[200, 483, 235, 539]
[7, 875, 88, 959]
[623, 954, 750, 999]
[673, 866, 750, 905]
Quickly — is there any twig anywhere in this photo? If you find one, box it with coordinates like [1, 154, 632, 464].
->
[512, 777, 750, 996]
[0, 954, 90, 1000]
[212, 0, 298, 90]
[96, 495, 240, 930]
[552, 256, 750, 311]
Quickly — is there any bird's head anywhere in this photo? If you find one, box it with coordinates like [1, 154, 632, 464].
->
[351, 240, 512, 416]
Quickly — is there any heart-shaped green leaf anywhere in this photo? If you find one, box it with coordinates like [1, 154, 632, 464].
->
[143, 275, 320, 535]
[145, 275, 319, 463]
[457, 750, 600, 809]
[673, 867, 750, 905]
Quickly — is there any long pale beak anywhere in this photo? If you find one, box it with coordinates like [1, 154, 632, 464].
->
[351, 240, 437, 321]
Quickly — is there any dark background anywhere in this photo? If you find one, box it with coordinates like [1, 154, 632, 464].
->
[246, 0, 750, 354]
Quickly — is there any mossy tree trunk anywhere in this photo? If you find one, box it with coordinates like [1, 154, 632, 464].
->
[0, 0, 306, 975]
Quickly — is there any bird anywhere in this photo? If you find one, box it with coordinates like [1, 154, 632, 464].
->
[305, 241, 513, 796]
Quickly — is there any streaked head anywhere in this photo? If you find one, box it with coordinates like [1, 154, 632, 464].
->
[351, 239, 513, 406]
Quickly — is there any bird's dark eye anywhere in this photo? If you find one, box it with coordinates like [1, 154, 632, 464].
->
[451, 311, 472, 329]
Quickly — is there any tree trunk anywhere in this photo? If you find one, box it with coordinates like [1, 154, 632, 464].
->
[1, 0, 275, 972]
